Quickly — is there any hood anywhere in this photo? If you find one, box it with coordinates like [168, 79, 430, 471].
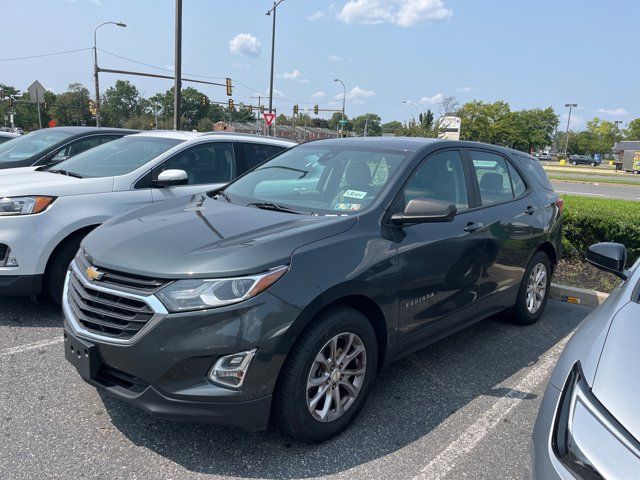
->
[83, 194, 357, 278]
[591, 301, 640, 442]
[0, 166, 37, 176]
[0, 171, 114, 197]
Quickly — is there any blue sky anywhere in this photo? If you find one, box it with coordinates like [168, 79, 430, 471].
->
[2, 0, 639, 127]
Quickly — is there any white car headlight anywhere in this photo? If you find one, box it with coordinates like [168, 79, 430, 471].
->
[157, 265, 288, 312]
[0, 196, 56, 216]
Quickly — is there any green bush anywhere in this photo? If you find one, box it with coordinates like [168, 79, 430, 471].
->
[562, 195, 640, 264]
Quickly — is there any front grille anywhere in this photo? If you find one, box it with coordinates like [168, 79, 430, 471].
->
[67, 270, 156, 340]
[76, 250, 167, 294]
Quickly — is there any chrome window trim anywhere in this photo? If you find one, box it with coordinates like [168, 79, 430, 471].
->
[63, 259, 168, 346]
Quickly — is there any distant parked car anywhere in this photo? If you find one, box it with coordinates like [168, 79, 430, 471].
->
[532, 242, 640, 479]
[0, 131, 294, 303]
[0, 126, 137, 170]
[569, 154, 600, 167]
[0, 131, 19, 145]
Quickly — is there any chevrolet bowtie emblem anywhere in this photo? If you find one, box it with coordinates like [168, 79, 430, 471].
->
[86, 266, 104, 282]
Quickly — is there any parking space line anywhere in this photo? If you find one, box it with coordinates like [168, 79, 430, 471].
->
[0, 338, 63, 356]
[412, 336, 569, 480]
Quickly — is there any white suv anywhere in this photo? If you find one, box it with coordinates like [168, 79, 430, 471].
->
[0, 131, 294, 303]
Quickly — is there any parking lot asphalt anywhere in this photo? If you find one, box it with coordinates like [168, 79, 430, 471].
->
[552, 179, 640, 201]
[0, 297, 591, 480]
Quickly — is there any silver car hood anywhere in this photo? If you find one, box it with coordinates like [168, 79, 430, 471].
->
[0, 166, 37, 175]
[0, 171, 113, 197]
[592, 301, 640, 443]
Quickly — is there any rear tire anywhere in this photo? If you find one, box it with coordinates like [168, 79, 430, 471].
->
[273, 306, 378, 443]
[509, 251, 552, 325]
[44, 236, 84, 306]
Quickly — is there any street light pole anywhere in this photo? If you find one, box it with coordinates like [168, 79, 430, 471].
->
[93, 21, 126, 127]
[173, 0, 182, 130]
[563, 103, 577, 157]
[334, 78, 346, 138]
[266, 0, 285, 137]
[403, 100, 421, 125]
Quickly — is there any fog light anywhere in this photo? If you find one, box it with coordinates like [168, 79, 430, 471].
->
[0, 247, 18, 267]
[5, 253, 18, 267]
[208, 349, 257, 389]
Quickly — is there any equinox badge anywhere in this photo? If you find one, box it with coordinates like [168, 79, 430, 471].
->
[86, 266, 104, 282]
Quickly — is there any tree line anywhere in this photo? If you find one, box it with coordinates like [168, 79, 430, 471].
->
[1, 81, 638, 155]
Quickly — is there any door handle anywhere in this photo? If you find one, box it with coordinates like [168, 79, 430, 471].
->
[464, 222, 484, 233]
[525, 206, 538, 215]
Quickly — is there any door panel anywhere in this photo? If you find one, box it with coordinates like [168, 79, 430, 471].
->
[467, 150, 546, 315]
[395, 150, 486, 346]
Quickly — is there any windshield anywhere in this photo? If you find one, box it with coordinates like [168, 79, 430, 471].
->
[222, 145, 408, 215]
[47, 136, 184, 178]
[0, 129, 73, 163]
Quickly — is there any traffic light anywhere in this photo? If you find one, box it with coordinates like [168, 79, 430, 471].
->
[228, 99, 234, 111]
[259, 105, 265, 114]
[226, 78, 233, 96]
[293, 105, 299, 115]
[8, 97, 14, 108]
[313, 104, 319, 115]
[43, 101, 47, 109]
[201, 96, 207, 106]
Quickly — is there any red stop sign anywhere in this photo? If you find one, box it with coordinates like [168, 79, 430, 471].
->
[48, 119, 57, 128]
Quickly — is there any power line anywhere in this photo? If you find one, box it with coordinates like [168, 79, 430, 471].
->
[0, 47, 92, 62]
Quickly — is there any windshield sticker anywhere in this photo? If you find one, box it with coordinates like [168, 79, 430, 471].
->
[343, 190, 367, 200]
[335, 203, 362, 211]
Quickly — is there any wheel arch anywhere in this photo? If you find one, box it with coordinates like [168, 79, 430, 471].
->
[44, 224, 100, 276]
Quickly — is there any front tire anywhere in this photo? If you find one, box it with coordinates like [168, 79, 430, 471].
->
[273, 306, 378, 442]
[509, 251, 552, 325]
[44, 236, 84, 305]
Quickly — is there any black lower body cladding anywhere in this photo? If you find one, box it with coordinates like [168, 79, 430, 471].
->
[0, 274, 43, 296]
[63, 291, 300, 430]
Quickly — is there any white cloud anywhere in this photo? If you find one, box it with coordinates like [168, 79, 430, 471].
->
[328, 54, 344, 62]
[229, 33, 262, 57]
[307, 10, 325, 21]
[596, 107, 628, 117]
[312, 91, 326, 99]
[337, 0, 452, 27]
[418, 93, 445, 105]
[561, 113, 585, 129]
[457, 86, 475, 93]
[277, 69, 310, 83]
[335, 86, 375, 105]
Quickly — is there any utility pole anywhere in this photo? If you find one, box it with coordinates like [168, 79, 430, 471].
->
[93, 21, 127, 127]
[364, 115, 369, 137]
[266, 0, 285, 136]
[173, 0, 182, 130]
[334, 78, 346, 137]
[563, 103, 577, 157]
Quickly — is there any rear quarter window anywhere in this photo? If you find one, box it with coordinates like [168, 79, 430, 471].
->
[514, 154, 554, 191]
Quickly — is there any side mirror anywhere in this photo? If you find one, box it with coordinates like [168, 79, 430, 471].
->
[153, 169, 189, 188]
[391, 198, 457, 225]
[586, 242, 628, 280]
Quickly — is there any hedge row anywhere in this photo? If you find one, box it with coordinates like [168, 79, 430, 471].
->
[562, 195, 640, 265]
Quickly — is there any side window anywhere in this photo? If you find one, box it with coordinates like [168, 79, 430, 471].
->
[239, 143, 286, 172]
[515, 153, 554, 191]
[53, 136, 102, 160]
[152, 142, 234, 186]
[98, 135, 123, 145]
[508, 162, 527, 197]
[401, 150, 469, 211]
[470, 151, 515, 205]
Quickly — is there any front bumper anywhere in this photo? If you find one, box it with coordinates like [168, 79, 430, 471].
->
[62, 272, 300, 430]
[0, 274, 43, 296]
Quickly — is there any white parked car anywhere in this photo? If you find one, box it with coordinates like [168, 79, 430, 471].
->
[0, 130, 294, 303]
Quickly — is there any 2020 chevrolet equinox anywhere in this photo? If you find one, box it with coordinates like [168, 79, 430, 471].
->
[63, 137, 563, 442]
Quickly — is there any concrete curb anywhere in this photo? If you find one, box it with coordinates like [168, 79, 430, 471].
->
[550, 283, 609, 308]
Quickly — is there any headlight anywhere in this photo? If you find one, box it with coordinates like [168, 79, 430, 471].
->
[0, 196, 56, 216]
[157, 265, 288, 312]
[553, 363, 640, 479]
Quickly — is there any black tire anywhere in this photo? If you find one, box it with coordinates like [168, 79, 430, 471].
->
[509, 251, 552, 325]
[590, 162, 596, 167]
[273, 306, 378, 443]
[571, 161, 577, 165]
[44, 235, 84, 305]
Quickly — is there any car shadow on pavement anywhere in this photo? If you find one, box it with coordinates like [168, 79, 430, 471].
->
[100, 301, 588, 479]
[0, 296, 61, 328]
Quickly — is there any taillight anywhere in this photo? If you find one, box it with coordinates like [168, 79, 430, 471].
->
[556, 198, 564, 215]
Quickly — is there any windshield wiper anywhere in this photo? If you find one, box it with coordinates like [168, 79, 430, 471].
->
[246, 202, 301, 214]
[48, 169, 83, 179]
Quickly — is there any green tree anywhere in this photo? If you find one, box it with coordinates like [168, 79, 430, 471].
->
[382, 121, 402, 135]
[351, 114, 382, 136]
[49, 83, 92, 126]
[101, 80, 142, 127]
[625, 118, 640, 140]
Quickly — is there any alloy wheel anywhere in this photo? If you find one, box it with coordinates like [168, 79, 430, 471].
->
[526, 263, 547, 314]
[306, 332, 367, 423]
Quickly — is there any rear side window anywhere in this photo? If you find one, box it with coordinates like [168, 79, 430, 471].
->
[470, 151, 515, 205]
[508, 163, 527, 197]
[239, 143, 287, 172]
[514, 154, 554, 191]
